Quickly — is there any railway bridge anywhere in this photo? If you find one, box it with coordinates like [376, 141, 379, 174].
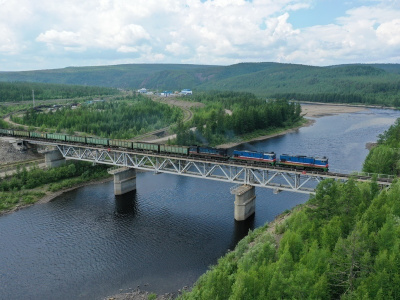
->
[24, 139, 394, 221]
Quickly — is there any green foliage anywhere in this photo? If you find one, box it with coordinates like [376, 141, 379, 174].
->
[147, 293, 157, 300]
[0, 191, 45, 210]
[363, 145, 399, 175]
[179, 175, 400, 299]
[171, 91, 301, 146]
[14, 96, 183, 139]
[0, 81, 118, 102]
[363, 118, 400, 175]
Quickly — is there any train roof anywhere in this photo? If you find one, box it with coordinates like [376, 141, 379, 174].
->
[234, 149, 275, 154]
[281, 154, 328, 160]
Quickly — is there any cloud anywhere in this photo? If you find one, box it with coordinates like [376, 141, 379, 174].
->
[36, 30, 83, 47]
[376, 19, 400, 45]
[0, 26, 19, 54]
[0, 0, 400, 70]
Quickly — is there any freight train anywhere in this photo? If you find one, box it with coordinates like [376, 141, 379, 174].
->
[0, 128, 329, 171]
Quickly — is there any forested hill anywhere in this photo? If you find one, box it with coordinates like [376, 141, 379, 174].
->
[1, 62, 400, 105]
[0, 81, 119, 102]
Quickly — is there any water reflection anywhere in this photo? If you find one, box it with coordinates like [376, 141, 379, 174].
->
[230, 214, 255, 249]
[114, 190, 138, 216]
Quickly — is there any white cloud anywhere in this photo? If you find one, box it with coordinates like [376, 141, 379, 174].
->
[376, 19, 400, 45]
[117, 46, 139, 53]
[36, 30, 83, 47]
[0, 26, 19, 53]
[0, 0, 400, 70]
[165, 42, 190, 56]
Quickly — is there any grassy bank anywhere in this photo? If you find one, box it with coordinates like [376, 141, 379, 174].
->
[0, 161, 111, 214]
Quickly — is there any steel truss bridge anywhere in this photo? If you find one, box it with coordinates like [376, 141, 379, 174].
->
[26, 139, 394, 195]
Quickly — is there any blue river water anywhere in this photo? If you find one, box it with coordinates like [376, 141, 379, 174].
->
[0, 107, 399, 299]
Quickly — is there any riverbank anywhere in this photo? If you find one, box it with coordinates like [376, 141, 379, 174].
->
[217, 118, 315, 149]
[216, 103, 366, 149]
[0, 176, 114, 217]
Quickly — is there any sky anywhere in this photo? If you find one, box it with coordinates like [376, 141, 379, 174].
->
[0, 0, 399, 71]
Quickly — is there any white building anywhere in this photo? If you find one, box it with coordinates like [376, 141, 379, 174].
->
[137, 88, 147, 94]
[181, 89, 192, 95]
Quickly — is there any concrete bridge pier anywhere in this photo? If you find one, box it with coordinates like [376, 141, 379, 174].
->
[108, 167, 136, 195]
[231, 185, 256, 221]
[43, 149, 66, 168]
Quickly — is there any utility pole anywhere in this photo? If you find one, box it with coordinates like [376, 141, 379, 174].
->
[32, 90, 35, 108]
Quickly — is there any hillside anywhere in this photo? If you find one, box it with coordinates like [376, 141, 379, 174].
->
[1, 62, 400, 105]
[0, 64, 215, 90]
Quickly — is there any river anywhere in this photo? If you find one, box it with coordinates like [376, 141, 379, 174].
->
[0, 108, 399, 299]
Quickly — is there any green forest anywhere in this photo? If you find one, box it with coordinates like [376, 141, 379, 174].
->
[12, 95, 183, 139]
[1, 62, 400, 106]
[178, 119, 400, 299]
[0, 81, 119, 102]
[171, 91, 302, 146]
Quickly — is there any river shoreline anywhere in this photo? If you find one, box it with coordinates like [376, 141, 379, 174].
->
[217, 103, 367, 149]
[217, 118, 315, 149]
[0, 177, 114, 217]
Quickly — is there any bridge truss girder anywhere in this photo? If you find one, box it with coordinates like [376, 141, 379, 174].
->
[56, 144, 326, 194]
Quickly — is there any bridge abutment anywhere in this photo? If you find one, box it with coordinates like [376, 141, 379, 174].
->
[108, 167, 136, 195]
[231, 185, 256, 221]
[43, 149, 66, 168]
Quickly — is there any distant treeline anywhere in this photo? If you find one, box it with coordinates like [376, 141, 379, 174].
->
[271, 93, 369, 104]
[1, 63, 400, 107]
[271, 83, 400, 106]
[0, 81, 119, 102]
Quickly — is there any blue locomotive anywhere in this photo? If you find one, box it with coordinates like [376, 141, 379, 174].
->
[278, 154, 329, 171]
[232, 150, 276, 165]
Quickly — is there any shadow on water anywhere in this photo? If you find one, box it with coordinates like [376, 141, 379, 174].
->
[229, 213, 255, 250]
[114, 190, 138, 217]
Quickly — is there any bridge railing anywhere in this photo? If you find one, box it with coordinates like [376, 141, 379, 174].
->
[350, 171, 395, 180]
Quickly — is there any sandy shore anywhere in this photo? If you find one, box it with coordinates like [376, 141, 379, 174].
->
[300, 102, 367, 117]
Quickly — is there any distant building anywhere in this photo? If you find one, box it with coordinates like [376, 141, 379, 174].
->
[161, 91, 173, 97]
[181, 89, 192, 95]
[137, 88, 147, 94]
